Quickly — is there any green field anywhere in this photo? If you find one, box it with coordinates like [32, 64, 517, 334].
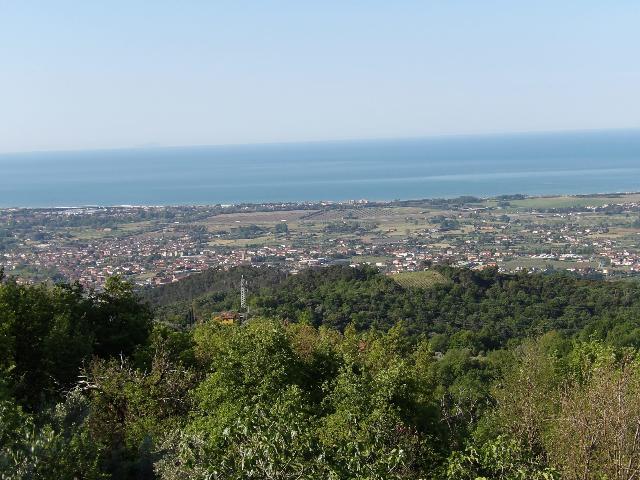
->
[390, 270, 450, 289]
[510, 195, 633, 209]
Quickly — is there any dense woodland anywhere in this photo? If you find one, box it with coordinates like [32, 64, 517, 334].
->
[3, 265, 640, 478]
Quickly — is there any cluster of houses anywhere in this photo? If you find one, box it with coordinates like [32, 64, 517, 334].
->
[4, 201, 640, 287]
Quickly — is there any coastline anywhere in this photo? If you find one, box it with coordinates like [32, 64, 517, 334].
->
[2, 190, 640, 211]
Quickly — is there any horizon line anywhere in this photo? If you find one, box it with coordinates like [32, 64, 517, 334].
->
[2, 126, 640, 157]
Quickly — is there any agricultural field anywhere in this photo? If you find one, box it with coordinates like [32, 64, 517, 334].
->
[507, 193, 640, 210]
[391, 270, 450, 289]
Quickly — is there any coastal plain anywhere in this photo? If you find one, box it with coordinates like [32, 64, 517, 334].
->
[2, 192, 640, 287]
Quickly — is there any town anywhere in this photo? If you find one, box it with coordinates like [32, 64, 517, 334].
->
[2, 193, 640, 288]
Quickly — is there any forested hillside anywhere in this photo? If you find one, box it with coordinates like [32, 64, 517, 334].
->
[150, 264, 640, 350]
[3, 265, 640, 479]
[141, 266, 288, 325]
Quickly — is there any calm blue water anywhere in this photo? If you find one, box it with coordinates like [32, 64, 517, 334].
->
[1, 130, 640, 207]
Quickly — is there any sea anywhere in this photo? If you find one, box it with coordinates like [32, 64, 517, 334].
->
[1, 129, 640, 208]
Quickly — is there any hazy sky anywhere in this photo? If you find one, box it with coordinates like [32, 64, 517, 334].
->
[1, 1, 639, 153]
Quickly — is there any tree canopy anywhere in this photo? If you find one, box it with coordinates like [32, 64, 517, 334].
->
[3, 267, 640, 478]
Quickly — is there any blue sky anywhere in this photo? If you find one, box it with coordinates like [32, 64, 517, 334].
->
[1, 1, 639, 153]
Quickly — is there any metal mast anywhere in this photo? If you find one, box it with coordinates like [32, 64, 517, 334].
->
[240, 275, 247, 310]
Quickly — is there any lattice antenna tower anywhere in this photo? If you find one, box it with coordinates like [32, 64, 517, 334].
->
[240, 275, 247, 311]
